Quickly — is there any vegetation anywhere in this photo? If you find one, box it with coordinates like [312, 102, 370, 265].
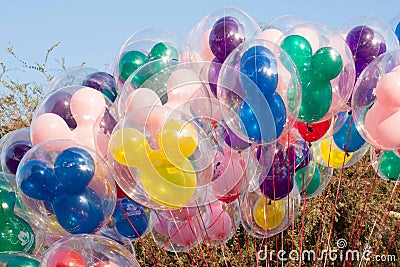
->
[0, 45, 399, 267]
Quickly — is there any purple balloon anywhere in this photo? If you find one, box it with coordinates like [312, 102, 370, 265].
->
[44, 91, 77, 129]
[346, 26, 381, 59]
[355, 56, 374, 78]
[208, 57, 222, 97]
[209, 16, 245, 62]
[224, 125, 251, 151]
[259, 143, 295, 200]
[100, 109, 117, 135]
[82, 72, 117, 102]
[5, 140, 32, 174]
[288, 140, 312, 171]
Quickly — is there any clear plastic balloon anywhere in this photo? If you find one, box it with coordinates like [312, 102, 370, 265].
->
[0, 252, 40, 267]
[218, 39, 301, 144]
[279, 22, 355, 123]
[371, 148, 400, 182]
[389, 15, 400, 42]
[150, 209, 203, 252]
[200, 200, 240, 246]
[117, 61, 212, 124]
[31, 85, 117, 158]
[0, 173, 45, 254]
[108, 105, 215, 210]
[185, 6, 261, 63]
[113, 28, 183, 91]
[339, 16, 400, 79]
[352, 50, 400, 150]
[0, 128, 31, 176]
[239, 186, 300, 238]
[40, 234, 139, 267]
[97, 228, 135, 256]
[15, 140, 116, 237]
[258, 15, 306, 44]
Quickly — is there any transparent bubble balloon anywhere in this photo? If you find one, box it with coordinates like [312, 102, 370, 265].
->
[200, 200, 240, 246]
[31, 85, 117, 158]
[0, 128, 31, 176]
[185, 6, 261, 63]
[40, 234, 139, 267]
[149, 209, 203, 252]
[239, 186, 300, 238]
[117, 61, 212, 126]
[279, 22, 356, 123]
[371, 148, 400, 182]
[339, 16, 400, 79]
[0, 173, 45, 255]
[313, 136, 369, 169]
[258, 15, 307, 44]
[97, 228, 135, 256]
[0, 252, 40, 267]
[352, 50, 400, 150]
[113, 28, 183, 91]
[15, 140, 116, 237]
[389, 15, 400, 43]
[108, 105, 216, 210]
[218, 39, 301, 145]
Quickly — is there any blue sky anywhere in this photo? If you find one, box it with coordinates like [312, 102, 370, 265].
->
[1, 0, 399, 85]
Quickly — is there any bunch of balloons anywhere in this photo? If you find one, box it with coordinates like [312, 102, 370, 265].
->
[1, 6, 400, 264]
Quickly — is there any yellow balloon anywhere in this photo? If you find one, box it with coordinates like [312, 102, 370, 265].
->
[109, 128, 151, 167]
[320, 139, 352, 168]
[253, 196, 285, 230]
[159, 120, 198, 164]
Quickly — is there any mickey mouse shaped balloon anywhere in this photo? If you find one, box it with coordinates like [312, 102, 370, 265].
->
[16, 141, 116, 236]
[0, 174, 35, 253]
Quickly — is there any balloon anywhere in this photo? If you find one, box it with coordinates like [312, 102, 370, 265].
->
[260, 143, 295, 200]
[82, 72, 117, 102]
[333, 112, 365, 152]
[280, 35, 312, 75]
[240, 45, 278, 97]
[311, 47, 343, 81]
[223, 125, 251, 151]
[396, 22, 400, 41]
[54, 147, 95, 195]
[0, 186, 35, 253]
[45, 250, 87, 267]
[92, 262, 120, 267]
[125, 88, 161, 114]
[113, 198, 149, 239]
[295, 165, 320, 196]
[4, 140, 31, 175]
[118, 51, 148, 82]
[209, 16, 245, 61]
[168, 218, 201, 247]
[0, 253, 39, 267]
[109, 122, 198, 208]
[319, 138, 352, 168]
[149, 42, 179, 62]
[208, 57, 222, 97]
[377, 151, 400, 181]
[42, 91, 77, 129]
[203, 206, 232, 241]
[253, 196, 285, 230]
[295, 119, 331, 142]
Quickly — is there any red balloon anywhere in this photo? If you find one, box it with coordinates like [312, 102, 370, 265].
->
[92, 262, 120, 267]
[295, 120, 331, 142]
[46, 250, 87, 267]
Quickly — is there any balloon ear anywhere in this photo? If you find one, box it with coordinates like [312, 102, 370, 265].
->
[0, 189, 16, 215]
[31, 113, 73, 146]
[70, 87, 106, 125]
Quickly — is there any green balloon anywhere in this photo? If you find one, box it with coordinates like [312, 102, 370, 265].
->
[0, 188, 35, 253]
[379, 151, 400, 181]
[149, 42, 179, 62]
[118, 51, 148, 81]
[0, 253, 39, 267]
[295, 167, 321, 196]
[298, 79, 332, 123]
[311, 47, 343, 81]
[281, 35, 312, 75]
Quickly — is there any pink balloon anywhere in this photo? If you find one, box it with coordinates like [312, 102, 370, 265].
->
[200, 29, 214, 61]
[168, 219, 201, 247]
[203, 205, 232, 241]
[153, 214, 169, 236]
[125, 88, 161, 114]
[166, 69, 201, 108]
[375, 71, 400, 108]
[70, 87, 106, 125]
[31, 113, 73, 145]
[256, 28, 284, 43]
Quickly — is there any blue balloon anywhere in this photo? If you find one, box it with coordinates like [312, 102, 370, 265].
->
[113, 198, 148, 239]
[53, 187, 104, 234]
[268, 93, 286, 138]
[395, 22, 400, 42]
[240, 45, 278, 97]
[19, 160, 63, 201]
[333, 112, 365, 152]
[238, 101, 261, 142]
[54, 147, 95, 195]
